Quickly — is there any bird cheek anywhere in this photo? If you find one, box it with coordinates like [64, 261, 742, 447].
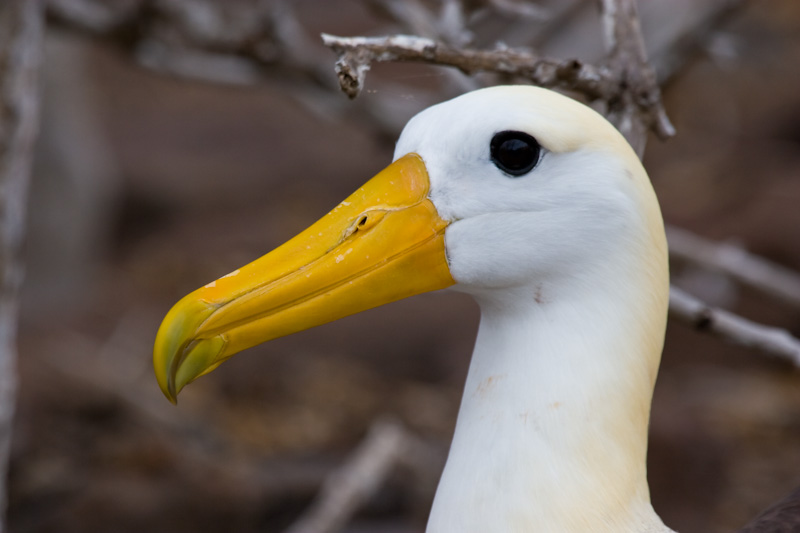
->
[445, 217, 528, 290]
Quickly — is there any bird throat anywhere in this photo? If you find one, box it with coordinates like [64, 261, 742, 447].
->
[426, 278, 673, 533]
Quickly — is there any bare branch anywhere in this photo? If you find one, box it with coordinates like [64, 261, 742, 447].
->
[321, 33, 614, 100]
[321, 1, 676, 146]
[588, 3, 798, 364]
[0, 0, 43, 526]
[283, 418, 413, 533]
[593, 2, 799, 365]
[47, 0, 437, 137]
[649, 0, 748, 84]
[667, 226, 800, 310]
[484, 0, 549, 20]
[48, 0, 284, 64]
[45, 0, 138, 34]
[439, 0, 472, 47]
[135, 41, 264, 84]
[669, 287, 800, 368]
[599, 0, 675, 155]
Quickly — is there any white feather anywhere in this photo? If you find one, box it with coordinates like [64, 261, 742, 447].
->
[393, 86, 673, 532]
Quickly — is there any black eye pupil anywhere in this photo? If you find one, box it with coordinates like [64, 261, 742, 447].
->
[490, 131, 541, 177]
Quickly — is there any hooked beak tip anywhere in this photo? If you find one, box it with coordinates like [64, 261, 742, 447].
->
[153, 296, 222, 403]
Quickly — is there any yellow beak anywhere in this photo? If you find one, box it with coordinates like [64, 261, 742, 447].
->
[153, 154, 454, 403]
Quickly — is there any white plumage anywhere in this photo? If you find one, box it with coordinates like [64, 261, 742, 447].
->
[396, 86, 671, 532]
[155, 85, 674, 532]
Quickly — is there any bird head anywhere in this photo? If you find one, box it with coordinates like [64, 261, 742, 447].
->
[153, 85, 665, 403]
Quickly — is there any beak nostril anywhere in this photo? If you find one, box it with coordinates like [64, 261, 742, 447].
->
[343, 210, 386, 240]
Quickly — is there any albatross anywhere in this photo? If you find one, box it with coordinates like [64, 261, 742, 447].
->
[154, 85, 673, 532]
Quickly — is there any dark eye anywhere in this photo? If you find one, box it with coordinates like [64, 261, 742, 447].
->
[490, 131, 541, 177]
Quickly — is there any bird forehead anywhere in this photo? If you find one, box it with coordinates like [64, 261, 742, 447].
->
[394, 86, 622, 159]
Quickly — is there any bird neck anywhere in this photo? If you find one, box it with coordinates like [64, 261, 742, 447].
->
[426, 266, 672, 533]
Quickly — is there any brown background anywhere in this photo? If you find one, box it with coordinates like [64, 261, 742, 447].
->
[8, 1, 800, 532]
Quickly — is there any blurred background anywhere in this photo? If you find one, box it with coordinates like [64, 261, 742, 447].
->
[7, 0, 800, 531]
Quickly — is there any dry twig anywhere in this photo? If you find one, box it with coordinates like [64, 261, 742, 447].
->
[597, 1, 800, 367]
[322, 0, 675, 149]
[48, 0, 283, 79]
[484, 0, 548, 20]
[47, 0, 435, 136]
[598, 0, 674, 155]
[322, 33, 615, 102]
[669, 287, 800, 368]
[667, 225, 800, 310]
[0, 0, 44, 526]
[283, 418, 412, 533]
